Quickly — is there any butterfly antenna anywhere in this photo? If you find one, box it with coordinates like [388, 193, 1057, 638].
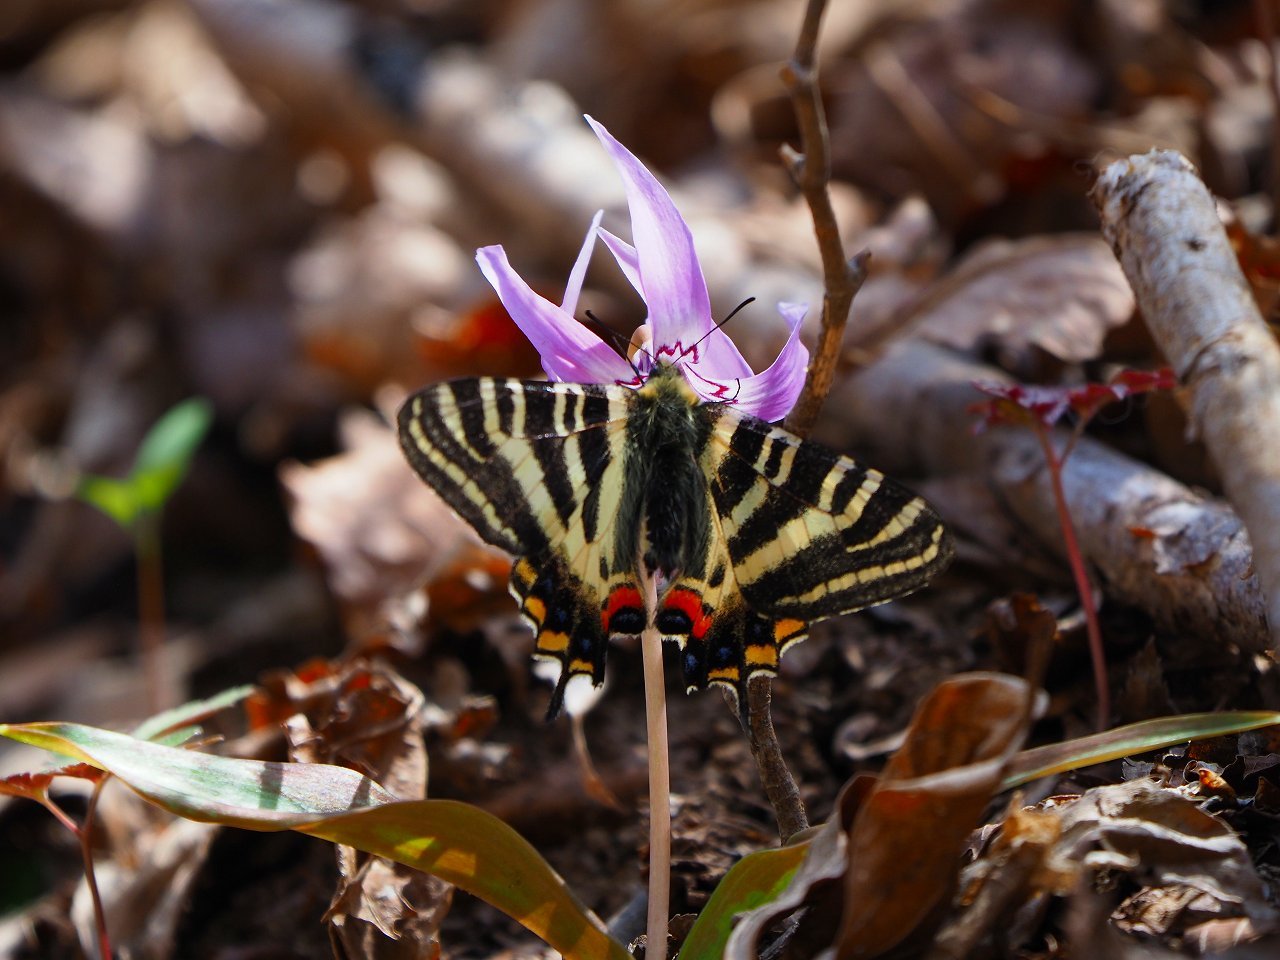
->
[678, 297, 756, 361]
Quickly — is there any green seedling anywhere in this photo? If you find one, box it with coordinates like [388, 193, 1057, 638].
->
[76, 398, 213, 715]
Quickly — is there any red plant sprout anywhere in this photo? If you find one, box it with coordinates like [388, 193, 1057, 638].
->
[970, 367, 1177, 729]
[2, 765, 113, 958]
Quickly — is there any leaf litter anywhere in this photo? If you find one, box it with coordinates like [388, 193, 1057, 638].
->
[5, 0, 1280, 958]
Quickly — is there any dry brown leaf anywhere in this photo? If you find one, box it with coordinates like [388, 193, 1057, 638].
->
[925, 804, 1066, 960]
[1043, 780, 1277, 940]
[274, 658, 454, 959]
[832, 674, 1036, 958]
[725, 777, 871, 959]
[910, 234, 1135, 373]
[280, 403, 510, 641]
[327, 854, 453, 960]
[727, 673, 1036, 959]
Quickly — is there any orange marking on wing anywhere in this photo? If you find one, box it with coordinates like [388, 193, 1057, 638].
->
[536, 631, 569, 652]
[523, 596, 547, 624]
[774, 619, 806, 643]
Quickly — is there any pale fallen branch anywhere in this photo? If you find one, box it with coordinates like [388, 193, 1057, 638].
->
[1091, 150, 1280, 653]
[822, 340, 1268, 656]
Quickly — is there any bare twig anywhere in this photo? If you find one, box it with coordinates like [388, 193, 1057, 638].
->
[1092, 151, 1280, 655]
[736, 0, 863, 847]
[782, 0, 868, 439]
[746, 679, 808, 841]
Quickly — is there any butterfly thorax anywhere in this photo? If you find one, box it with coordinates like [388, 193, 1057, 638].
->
[615, 363, 714, 582]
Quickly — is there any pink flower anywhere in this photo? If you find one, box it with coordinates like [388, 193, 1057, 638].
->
[476, 116, 809, 421]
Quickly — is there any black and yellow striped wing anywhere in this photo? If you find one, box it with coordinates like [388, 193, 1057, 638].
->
[398, 378, 637, 714]
[704, 408, 951, 619]
[652, 403, 952, 709]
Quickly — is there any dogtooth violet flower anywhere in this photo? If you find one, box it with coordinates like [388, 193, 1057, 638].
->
[475, 116, 809, 418]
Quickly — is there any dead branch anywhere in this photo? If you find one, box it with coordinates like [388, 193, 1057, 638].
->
[1092, 151, 1280, 653]
[823, 340, 1268, 655]
[781, 0, 867, 439]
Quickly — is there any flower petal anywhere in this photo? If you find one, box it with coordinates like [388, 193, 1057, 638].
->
[476, 245, 634, 384]
[699, 302, 809, 422]
[584, 117, 713, 347]
[598, 228, 642, 296]
[587, 117, 752, 380]
[560, 210, 604, 316]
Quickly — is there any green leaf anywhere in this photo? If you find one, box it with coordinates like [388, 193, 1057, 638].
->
[77, 473, 143, 529]
[1003, 711, 1280, 789]
[130, 685, 255, 742]
[74, 398, 213, 530]
[678, 843, 808, 960]
[0, 722, 630, 960]
[130, 398, 213, 513]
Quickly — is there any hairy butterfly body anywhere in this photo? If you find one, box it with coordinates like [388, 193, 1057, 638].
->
[398, 363, 952, 718]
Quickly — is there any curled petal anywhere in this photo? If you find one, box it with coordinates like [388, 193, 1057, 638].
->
[709, 302, 810, 422]
[561, 210, 604, 317]
[585, 117, 718, 351]
[598, 228, 642, 296]
[590, 125, 752, 380]
[477, 245, 634, 384]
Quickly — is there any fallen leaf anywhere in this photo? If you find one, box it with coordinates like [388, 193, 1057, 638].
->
[280, 404, 511, 642]
[913, 235, 1134, 372]
[726, 673, 1036, 959]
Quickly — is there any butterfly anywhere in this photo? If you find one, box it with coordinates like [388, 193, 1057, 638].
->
[398, 362, 953, 718]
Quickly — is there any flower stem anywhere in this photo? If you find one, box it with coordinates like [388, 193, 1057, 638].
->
[135, 513, 167, 716]
[638, 567, 670, 958]
[1035, 426, 1109, 730]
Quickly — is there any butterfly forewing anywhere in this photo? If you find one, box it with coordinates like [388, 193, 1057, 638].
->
[398, 378, 639, 712]
[702, 406, 954, 621]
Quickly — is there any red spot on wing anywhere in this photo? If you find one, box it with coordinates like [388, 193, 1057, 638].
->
[602, 585, 644, 631]
[663, 587, 713, 640]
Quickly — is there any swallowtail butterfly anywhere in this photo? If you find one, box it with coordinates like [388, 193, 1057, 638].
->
[398, 363, 953, 718]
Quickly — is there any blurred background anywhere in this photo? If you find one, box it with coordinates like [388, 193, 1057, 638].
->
[2, 0, 1279, 956]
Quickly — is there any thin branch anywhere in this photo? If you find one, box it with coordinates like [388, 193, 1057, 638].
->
[746, 679, 808, 842]
[740, 0, 866, 847]
[782, 0, 868, 439]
